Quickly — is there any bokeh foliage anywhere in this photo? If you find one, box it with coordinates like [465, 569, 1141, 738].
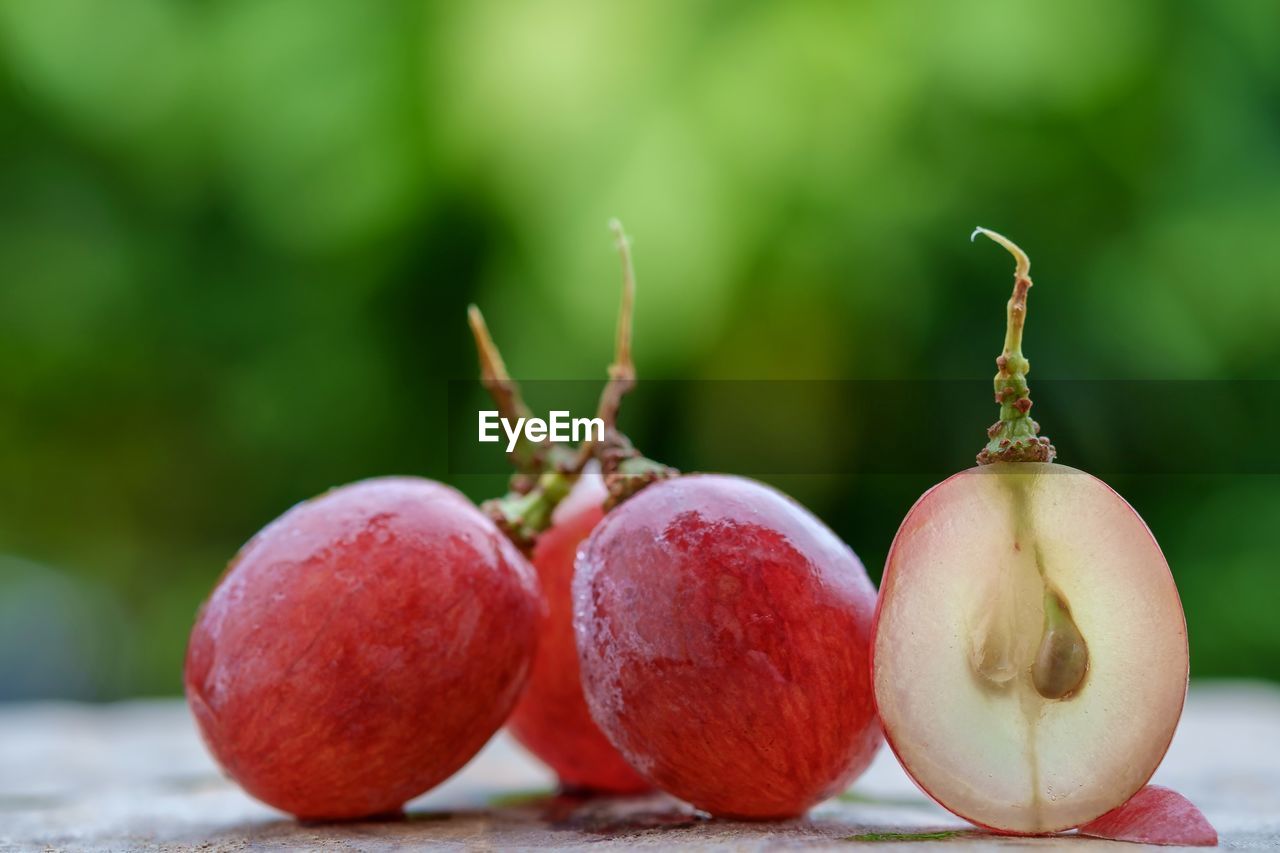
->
[0, 0, 1277, 698]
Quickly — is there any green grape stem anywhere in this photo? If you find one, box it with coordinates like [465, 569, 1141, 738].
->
[972, 227, 1056, 465]
[484, 468, 576, 551]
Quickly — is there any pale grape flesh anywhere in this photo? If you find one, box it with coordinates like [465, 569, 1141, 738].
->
[969, 476, 1089, 702]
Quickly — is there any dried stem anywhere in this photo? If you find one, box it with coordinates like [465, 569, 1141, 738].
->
[599, 218, 637, 427]
[468, 304, 531, 423]
[470, 303, 573, 548]
[576, 219, 678, 506]
[971, 227, 1031, 357]
[572, 219, 639, 471]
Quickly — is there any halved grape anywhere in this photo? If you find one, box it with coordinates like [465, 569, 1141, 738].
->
[873, 463, 1188, 834]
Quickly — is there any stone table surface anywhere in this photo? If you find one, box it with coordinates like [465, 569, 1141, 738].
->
[2, 682, 1278, 851]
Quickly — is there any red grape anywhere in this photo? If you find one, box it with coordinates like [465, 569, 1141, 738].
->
[505, 473, 650, 793]
[574, 474, 882, 819]
[467, 303, 650, 793]
[185, 476, 540, 820]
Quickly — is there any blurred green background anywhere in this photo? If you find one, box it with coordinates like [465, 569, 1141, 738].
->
[0, 0, 1277, 699]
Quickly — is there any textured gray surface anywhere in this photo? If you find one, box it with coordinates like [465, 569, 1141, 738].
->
[1, 682, 1278, 851]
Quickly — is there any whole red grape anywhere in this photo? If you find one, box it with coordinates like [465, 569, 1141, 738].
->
[506, 473, 650, 793]
[185, 477, 540, 820]
[573, 474, 882, 819]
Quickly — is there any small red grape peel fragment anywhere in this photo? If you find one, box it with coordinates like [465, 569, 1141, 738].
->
[1078, 785, 1218, 846]
[467, 301, 650, 794]
[870, 228, 1210, 839]
[572, 222, 882, 820]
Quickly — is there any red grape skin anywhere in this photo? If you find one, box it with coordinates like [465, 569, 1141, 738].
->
[573, 474, 882, 819]
[506, 475, 650, 793]
[1079, 786, 1217, 846]
[185, 477, 540, 820]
